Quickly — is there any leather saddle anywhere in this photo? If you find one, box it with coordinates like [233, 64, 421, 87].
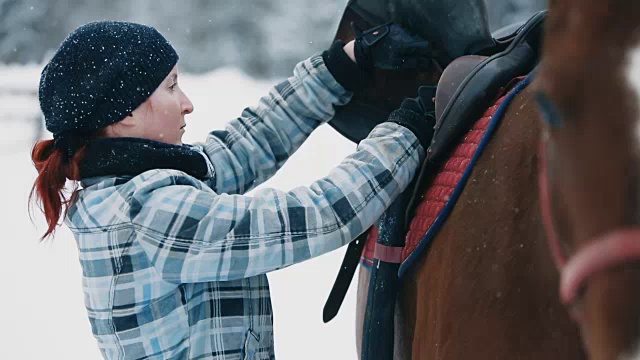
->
[427, 11, 545, 164]
[323, 11, 547, 324]
[329, 11, 545, 149]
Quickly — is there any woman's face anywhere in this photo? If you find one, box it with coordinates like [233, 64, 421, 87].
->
[111, 65, 194, 145]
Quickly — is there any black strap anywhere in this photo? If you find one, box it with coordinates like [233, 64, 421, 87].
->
[323, 231, 368, 323]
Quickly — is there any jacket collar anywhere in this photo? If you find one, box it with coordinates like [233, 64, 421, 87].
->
[78, 137, 214, 185]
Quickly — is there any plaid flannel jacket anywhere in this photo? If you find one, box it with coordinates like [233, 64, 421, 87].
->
[66, 55, 424, 359]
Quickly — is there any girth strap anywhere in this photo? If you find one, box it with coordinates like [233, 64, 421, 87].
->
[374, 243, 404, 264]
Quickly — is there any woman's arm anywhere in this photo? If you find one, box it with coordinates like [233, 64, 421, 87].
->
[131, 122, 424, 283]
[198, 54, 356, 195]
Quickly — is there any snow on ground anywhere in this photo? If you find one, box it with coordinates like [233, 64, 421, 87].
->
[0, 64, 359, 359]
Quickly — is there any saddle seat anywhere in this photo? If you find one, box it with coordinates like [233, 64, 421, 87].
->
[428, 11, 545, 164]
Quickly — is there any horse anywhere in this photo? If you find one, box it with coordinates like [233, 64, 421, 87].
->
[325, 0, 640, 359]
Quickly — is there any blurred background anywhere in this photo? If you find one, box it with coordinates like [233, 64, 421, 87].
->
[0, 1, 545, 359]
[1, 0, 546, 77]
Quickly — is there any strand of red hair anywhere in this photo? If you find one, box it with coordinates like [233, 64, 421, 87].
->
[29, 140, 87, 240]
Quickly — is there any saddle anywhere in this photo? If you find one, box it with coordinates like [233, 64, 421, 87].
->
[428, 12, 544, 164]
[323, 8, 547, 360]
[400, 12, 545, 224]
[323, 12, 547, 357]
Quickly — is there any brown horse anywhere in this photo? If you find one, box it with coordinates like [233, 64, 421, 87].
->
[328, 0, 640, 359]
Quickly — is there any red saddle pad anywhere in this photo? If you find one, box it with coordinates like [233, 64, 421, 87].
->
[361, 85, 517, 267]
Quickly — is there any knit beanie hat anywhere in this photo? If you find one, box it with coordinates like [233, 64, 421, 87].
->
[39, 21, 179, 139]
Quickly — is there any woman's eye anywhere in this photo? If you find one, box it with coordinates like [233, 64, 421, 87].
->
[169, 83, 177, 91]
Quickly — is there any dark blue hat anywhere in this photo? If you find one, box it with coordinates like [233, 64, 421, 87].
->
[39, 21, 179, 137]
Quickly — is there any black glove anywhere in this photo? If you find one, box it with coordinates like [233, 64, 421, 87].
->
[387, 86, 437, 150]
[322, 40, 371, 92]
[353, 22, 433, 72]
[399, 86, 436, 117]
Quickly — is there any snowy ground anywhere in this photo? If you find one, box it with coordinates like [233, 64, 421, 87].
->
[0, 64, 359, 359]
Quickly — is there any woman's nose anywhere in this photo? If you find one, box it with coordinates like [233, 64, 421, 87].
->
[182, 94, 194, 115]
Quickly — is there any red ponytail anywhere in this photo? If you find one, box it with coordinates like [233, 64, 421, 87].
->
[29, 140, 86, 240]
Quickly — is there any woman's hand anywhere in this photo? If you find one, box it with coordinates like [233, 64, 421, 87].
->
[385, 86, 437, 151]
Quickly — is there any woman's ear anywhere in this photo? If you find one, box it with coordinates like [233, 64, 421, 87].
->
[119, 111, 138, 126]
[104, 112, 137, 138]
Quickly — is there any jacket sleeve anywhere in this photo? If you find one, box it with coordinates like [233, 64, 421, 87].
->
[197, 55, 352, 195]
[130, 122, 424, 283]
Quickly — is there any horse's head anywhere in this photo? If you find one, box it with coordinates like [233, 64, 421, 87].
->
[536, 1, 640, 358]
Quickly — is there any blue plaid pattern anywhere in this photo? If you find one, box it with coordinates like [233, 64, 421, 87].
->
[66, 55, 425, 359]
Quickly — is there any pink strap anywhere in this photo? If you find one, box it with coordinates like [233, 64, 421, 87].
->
[374, 243, 404, 264]
[538, 140, 568, 268]
[539, 140, 640, 314]
[560, 229, 640, 305]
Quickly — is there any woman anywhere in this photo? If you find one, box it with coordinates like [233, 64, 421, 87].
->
[31, 21, 433, 359]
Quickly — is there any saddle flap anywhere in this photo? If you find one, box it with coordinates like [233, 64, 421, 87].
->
[427, 11, 545, 164]
[435, 55, 488, 122]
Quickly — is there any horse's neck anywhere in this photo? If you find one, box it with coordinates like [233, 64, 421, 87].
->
[477, 87, 547, 257]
